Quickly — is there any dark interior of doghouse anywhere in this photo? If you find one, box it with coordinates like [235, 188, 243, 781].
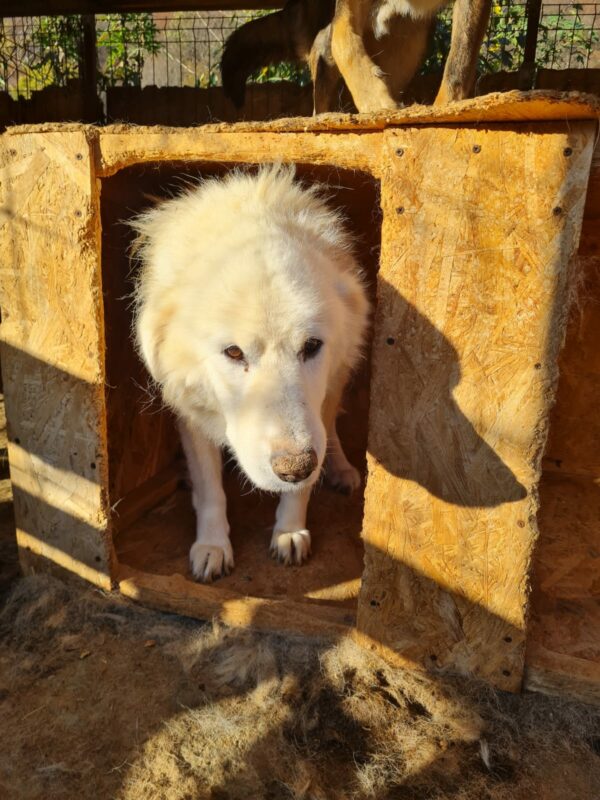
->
[100, 162, 381, 611]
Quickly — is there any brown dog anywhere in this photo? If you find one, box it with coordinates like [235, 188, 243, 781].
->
[221, 0, 335, 109]
[221, 0, 491, 112]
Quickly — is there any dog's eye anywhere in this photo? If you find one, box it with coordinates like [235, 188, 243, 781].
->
[224, 345, 245, 362]
[301, 338, 323, 361]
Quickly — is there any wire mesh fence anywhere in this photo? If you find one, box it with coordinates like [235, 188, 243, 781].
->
[1, 3, 599, 100]
[539, 2, 600, 67]
[0, 15, 84, 99]
[97, 12, 256, 90]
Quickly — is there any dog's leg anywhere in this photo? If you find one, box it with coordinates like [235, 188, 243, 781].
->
[310, 24, 344, 114]
[434, 0, 492, 105]
[271, 487, 312, 565]
[178, 419, 233, 582]
[331, 0, 398, 111]
[322, 372, 361, 493]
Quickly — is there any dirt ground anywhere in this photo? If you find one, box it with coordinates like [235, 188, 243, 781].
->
[0, 400, 599, 798]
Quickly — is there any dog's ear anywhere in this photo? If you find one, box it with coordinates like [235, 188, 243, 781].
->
[136, 299, 175, 384]
[334, 262, 371, 369]
[335, 266, 370, 322]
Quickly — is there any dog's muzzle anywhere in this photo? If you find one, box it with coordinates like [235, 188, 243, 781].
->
[271, 448, 318, 483]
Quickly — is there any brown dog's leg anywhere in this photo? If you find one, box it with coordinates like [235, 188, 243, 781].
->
[309, 25, 344, 113]
[435, 0, 492, 105]
[331, 0, 398, 111]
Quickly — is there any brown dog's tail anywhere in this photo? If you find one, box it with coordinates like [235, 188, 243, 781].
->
[221, 1, 335, 108]
[221, 11, 300, 108]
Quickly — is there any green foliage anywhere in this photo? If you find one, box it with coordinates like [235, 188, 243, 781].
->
[250, 62, 311, 87]
[423, 1, 598, 75]
[96, 13, 161, 89]
[29, 15, 82, 88]
[537, 3, 598, 68]
[1, 5, 597, 100]
[1, 13, 162, 96]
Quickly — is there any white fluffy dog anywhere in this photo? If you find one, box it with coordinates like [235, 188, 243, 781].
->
[132, 165, 369, 582]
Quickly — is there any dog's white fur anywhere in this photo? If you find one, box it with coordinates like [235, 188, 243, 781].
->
[132, 166, 369, 582]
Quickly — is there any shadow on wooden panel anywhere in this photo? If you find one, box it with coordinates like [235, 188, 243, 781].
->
[5, 334, 600, 704]
[370, 278, 527, 507]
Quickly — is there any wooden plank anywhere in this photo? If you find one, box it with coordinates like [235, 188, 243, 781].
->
[526, 141, 600, 705]
[524, 472, 600, 706]
[358, 122, 596, 692]
[90, 93, 599, 176]
[537, 69, 600, 96]
[0, 1, 282, 17]
[525, 643, 600, 706]
[93, 92, 600, 169]
[0, 130, 114, 589]
[543, 137, 600, 478]
[105, 83, 313, 126]
[118, 564, 354, 638]
[95, 129, 384, 177]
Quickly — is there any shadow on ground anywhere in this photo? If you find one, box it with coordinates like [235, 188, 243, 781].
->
[0, 542, 599, 800]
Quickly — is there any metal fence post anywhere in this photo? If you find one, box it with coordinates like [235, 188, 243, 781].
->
[80, 13, 101, 121]
[520, 0, 542, 88]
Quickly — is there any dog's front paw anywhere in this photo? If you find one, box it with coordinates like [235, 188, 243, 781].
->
[325, 457, 361, 495]
[270, 529, 311, 566]
[190, 540, 234, 583]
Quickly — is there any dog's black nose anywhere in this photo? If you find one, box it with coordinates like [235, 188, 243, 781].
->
[271, 448, 318, 483]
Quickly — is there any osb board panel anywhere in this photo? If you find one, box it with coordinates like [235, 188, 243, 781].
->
[525, 473, 600, 705]
[358, 122, 595, 692]
[96, 131, 383, 179]
[115, 473, 364, 607]
[536, 69, 600, 95]
[0, 130, 113, 588]
[91, 92, 599, 176]
[543, 138, 600, 477]
[119, 565, 353, 640]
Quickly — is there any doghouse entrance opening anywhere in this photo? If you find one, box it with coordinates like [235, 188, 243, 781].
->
[100, 162, 381, 618]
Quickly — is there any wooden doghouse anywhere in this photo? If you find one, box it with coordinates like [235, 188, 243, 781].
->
[1, 91, 599, 704]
